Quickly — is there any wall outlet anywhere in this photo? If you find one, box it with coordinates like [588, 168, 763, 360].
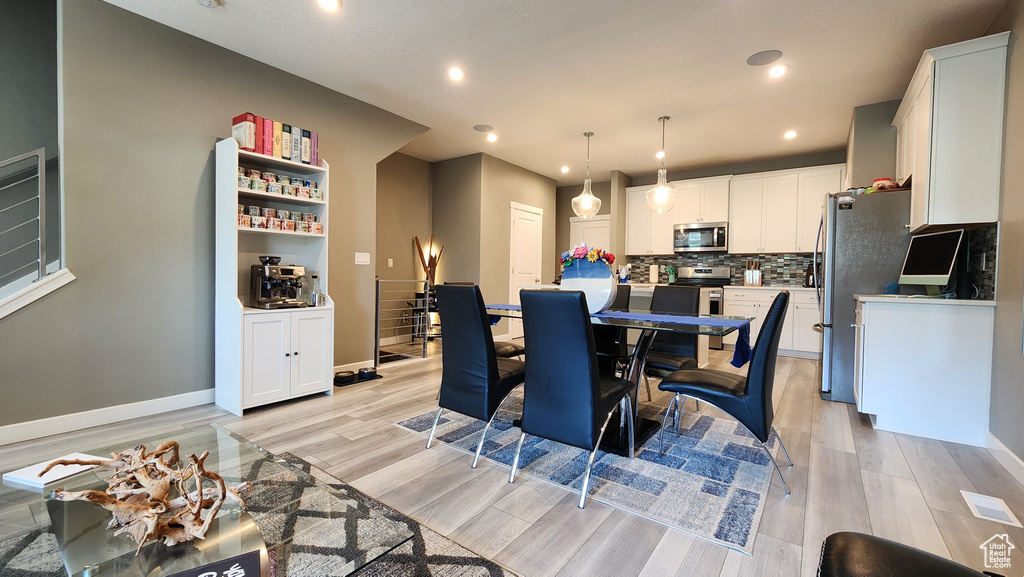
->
[355, 252, 371, 265]
[388, 258, 393, 268]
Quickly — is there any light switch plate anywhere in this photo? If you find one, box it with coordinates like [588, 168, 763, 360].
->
[355, 252, 371, 265]
[388, 258, 393, 268]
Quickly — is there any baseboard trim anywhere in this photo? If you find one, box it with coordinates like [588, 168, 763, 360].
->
[379, 335, 412, 346]
[987, 432, 1024, 488]
[335, 359, 374, 372]
[0, 389, 215, 446]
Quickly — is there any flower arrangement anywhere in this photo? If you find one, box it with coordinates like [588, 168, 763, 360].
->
[560, 244, 615, 271]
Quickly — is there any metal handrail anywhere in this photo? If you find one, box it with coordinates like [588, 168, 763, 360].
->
[0, 148, 46, 287]
[375, 279, 431, 367]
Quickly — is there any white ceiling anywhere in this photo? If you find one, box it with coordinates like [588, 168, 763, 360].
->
[103, 0, 1006, 186]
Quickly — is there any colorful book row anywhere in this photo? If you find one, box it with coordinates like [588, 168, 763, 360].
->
[231, 112, 319, 165]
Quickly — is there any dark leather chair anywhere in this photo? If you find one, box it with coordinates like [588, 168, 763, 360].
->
[443, 282, 525, 358]
[819, 532, 999, 577]
[512, 289, 635, 509]
[645, 285, 700, 375]
[430, 285, 526, 468]
[657, 290, 793, 493]
[593, 285, 631, 376]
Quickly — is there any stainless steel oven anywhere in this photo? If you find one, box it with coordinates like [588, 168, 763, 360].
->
[673, 222, 728, 253]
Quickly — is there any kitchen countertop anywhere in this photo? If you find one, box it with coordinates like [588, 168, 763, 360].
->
[724, 285, 816, 291]
[854, 294, 996, 307]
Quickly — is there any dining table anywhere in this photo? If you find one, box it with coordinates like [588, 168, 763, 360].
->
[486, 303, 755, 457]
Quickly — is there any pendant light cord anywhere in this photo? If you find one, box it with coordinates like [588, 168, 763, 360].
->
[585, 131, 593, 181]
[660, 117, 667, 170]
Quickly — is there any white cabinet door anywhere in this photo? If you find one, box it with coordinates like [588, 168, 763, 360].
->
[700, 179, 730, 223]
[777, 303, 794, 351]
[796, 170, 836, 253]
[792, 303, 821, 352]
[291, 309, 331, 396]
[728, 179, 763, 253]
[243, 313, 291, 408]
[650, 206, 678, 254]
[570, 216, 611, 250]
[910, 75, 931, 231]
[626, 189, 651, 255]
[761, 174, 799, 253]
[853, 304, 865, 412]
[672, 182, 701, 224]
[723, 300, 758, 346]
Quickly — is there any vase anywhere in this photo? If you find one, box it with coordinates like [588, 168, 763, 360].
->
[560, 259, 618, 313]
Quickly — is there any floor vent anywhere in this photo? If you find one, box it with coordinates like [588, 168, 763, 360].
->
[961, 490, 1023, 527]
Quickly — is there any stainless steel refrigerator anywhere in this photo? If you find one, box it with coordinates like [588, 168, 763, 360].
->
[816, 190, 911, 403]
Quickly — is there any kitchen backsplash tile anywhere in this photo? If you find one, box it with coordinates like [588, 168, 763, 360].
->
[627, 253, 815, 287]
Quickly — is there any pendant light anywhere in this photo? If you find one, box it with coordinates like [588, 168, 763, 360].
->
[646, 116, 677, 214]
[571, 132, 602, 219]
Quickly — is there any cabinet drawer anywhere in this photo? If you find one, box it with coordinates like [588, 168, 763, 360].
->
[724, 289, 776, 303]
[791, 290, 817, 305]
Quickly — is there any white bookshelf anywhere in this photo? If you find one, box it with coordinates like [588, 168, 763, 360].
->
[215, 138, 334, 416]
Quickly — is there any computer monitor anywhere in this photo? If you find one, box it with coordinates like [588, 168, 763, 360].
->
[898, 229, 965, 288]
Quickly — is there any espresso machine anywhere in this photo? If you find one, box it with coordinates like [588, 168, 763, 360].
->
[250, 259, 307, 309]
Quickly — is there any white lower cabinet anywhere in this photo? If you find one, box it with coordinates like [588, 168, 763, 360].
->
[242, 309, 333, 409]
[723, 287, 820, 355]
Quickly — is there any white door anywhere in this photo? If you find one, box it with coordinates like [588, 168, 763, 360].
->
[243, 313, 291, 408]
[625, 188, 651, 255]
[509, 202, 544, 339]
[291, 309, 331, 396]
[761, 174, 799, 253]
[569, 215, 611, 250]
[699, 179, 730, 223]
[728, 178, 763, 253]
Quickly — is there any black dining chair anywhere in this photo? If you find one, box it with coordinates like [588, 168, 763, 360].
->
[656, 290, 793, 493]
[444, 282, 525, 359]
[429, 285, 526, 468]
[633, 285, 701, 402]
[510, 289, 635, 509]
[593, 284, 631, 377]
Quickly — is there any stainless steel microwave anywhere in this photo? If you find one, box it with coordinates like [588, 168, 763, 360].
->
[673, 222, 728, 253]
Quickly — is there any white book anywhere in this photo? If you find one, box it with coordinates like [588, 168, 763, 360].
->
[2, 453, 105, 491]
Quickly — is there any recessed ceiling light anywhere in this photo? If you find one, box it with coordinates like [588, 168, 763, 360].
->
[784, 130, 798, 139]
[473, 124, 493, 132]
[487, 133, 498, 143]
[318, 0, 340, 12]
[561, 166, 570, 174]
[746, 50, 783, 66]
[655, 151, 665, 160]
[769, 65, 789, 78]
[448, 67, 465, 81]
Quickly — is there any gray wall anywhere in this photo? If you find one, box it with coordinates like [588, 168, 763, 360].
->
[628, 150, 848, 186]
[0, 0, 425, 426]
[987, 2, 1024, 458]
[431, 154, 483, 285]
[554, 180, 611, 259]
[376, 153, 433, 282]
[479, 154, 557, 307]
[846, 100, 900, 189]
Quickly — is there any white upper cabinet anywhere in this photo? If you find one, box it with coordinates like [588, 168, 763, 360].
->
[699, 178, 731, 223]
[797, 167, 843, 253]
[626, 188, 654, 255]
[728, 178, 764, 253]
[893, 32, 1008, 231]
[671, 182, 701, 224]
[761, 174, 799, 253]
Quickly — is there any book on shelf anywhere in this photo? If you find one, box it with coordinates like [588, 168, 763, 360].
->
[311, 131, 318, 166]
[282, 123, 292, 160]
[291, 125, 302, 164]
[231, 112, 255, 152]
[262, 118, 274, 155]
[301, 130, 311, 164]
[254, 116, 265, 156]
[272, 121, 283, 158]
[2, 453, 105, 491]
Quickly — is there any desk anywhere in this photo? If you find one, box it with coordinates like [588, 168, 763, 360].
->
[487, 305, 753, 456]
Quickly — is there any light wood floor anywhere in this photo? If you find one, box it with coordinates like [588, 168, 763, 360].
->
[4, 350, 1024, 576]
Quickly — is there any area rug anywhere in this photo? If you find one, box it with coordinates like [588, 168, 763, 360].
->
[0, 453, 516, 577]
[396, 391, 783, 554]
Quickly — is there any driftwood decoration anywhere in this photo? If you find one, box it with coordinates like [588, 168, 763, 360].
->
[414, 235, 444, 286]
[40, 441, 251, 553]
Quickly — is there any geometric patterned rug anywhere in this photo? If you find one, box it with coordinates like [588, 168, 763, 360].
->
[0, 451, 517, 577]
[397, 390, 783, 555]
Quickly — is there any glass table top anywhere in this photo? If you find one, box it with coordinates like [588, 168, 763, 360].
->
[0, 423, 412, 577]
[486, 306, 754, 336]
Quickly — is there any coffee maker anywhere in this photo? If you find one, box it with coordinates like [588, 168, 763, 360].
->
[250, 263, 307, 309]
